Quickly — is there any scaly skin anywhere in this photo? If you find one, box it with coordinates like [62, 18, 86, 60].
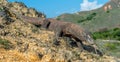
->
[20, 15, 44, 25]
[41, 18, 103, 56]
[20, 17, 103, 56]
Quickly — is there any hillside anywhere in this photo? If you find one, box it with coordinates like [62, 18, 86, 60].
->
[0, 0, 120, 62]
[56, 0, 120, 32]
[56, 0, 120, 59]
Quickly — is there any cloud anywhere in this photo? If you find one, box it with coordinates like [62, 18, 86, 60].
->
[80, 0, 103, 11]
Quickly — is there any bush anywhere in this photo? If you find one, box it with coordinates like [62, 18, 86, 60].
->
[103, 42, 120, 52]
[86, 12, 97, 20]
[77, 12, 97, 23]
[106, 10, 110, 13]
[92, 28, 120, 41]
[77, 17, 85, 23]
[0, 39, 13, 49]
[56, 17, 61, 20]
[0, 7, 4, 11]
[104, 43, 117, 50]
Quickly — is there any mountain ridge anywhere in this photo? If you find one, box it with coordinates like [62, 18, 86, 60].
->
[56, 0, 120, 32]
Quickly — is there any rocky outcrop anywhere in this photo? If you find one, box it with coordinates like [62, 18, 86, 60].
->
[0, 13, 118, 62]
[0, 0, 8, 6]
[1, 16, 120, 62]
[6, 2, 45, 18]
[0, 0, 45, 18]
[103, 0, 120, 11]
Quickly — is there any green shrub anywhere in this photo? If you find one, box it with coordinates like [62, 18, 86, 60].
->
[104, 43, 117, 50]
[77, 12, 97, 23]
[0, 7, 4, 11]
[0, 39, 13, 49]
[86, 12, 97, 20]
[106, 10, 110, 13]
[92, 28, 120, 41]
[103, 42, 120, 53]
[77, 20, 85, 23]
[56, 17, 61, 20]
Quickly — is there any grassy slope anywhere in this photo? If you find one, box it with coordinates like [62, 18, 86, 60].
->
[57, 7, 120, 32]
[81, 8, 120, 32]
[95, 39, 120, 58]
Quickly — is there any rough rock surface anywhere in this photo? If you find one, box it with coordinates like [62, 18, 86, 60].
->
[0, 15, 118, 62]
[0, 0, 45, 18]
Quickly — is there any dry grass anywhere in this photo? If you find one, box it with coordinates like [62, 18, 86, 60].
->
[0, 48, 42, 62]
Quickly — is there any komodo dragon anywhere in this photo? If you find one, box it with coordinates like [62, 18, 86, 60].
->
[19, 16, 103, 56]
[2, 7, 103, 56]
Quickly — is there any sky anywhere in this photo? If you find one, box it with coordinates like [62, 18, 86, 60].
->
[8, 0, 109, 18]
